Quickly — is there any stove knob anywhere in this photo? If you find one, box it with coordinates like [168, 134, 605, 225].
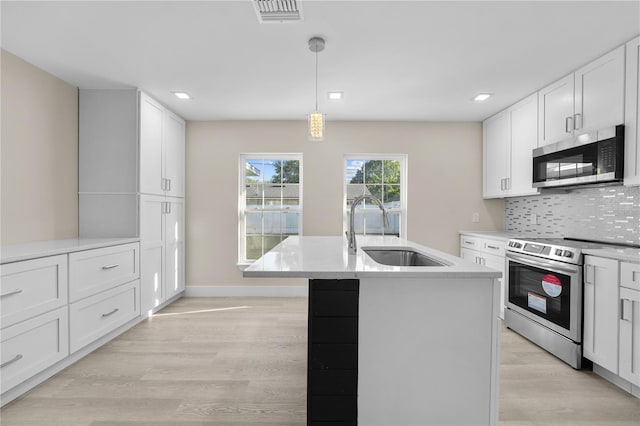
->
[555, 249, 563, 256]
[516, 243, 522, 248]
[563, 250, 573, 258]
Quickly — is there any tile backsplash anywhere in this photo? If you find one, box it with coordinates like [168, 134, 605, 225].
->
[505, 185, 640, 245]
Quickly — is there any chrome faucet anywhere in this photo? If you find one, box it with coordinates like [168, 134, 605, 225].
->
[346, 194, 389, 254]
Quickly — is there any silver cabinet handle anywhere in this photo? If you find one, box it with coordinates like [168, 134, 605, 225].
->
[574, 113, 582, 130]
[0, 354, 23, 368]
[161, 178, 166, 191]
[101, 264, 119, 270]
[565, 116, 573, 133]
[632, 271, 638, 282]
[506, 177, 510, 190]
[487, 245, 500, 250]
[168, 179, 172, 192]
[167, 202, 172, 214]
[585, 264, 594, 285]
[101, 308, 119, 318]
[463, 240, 475, 246]
[500, 178, 505, 191]
[0, 289, 23, 298]
[621, 299, 632, 321]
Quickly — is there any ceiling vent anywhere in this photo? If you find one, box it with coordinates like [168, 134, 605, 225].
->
[253, 0, 302, 22]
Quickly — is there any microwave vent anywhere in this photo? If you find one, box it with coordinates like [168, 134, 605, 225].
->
[253, 0, 302, 22]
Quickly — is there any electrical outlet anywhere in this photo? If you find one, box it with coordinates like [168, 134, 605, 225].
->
[472, 212, 480, 223]
[531, 213, 538, 224]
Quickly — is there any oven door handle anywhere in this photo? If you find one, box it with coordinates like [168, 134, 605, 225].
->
[506, 252, 579, 275]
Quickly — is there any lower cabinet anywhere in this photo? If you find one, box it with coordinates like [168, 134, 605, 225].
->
[583, 256, 619, 373]
[460, 234, 507, 318]
[619, 286, 640, 386]
[140, 195, 185, 314]
[307, 279, 359, 425]
[0, 240, 141, 406]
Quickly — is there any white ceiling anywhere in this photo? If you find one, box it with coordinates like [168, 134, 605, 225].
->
[2, 1, 639, 122]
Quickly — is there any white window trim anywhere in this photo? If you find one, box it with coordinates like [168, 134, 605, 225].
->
[238, 153, 303, 267]
[343, 153, 408, 239]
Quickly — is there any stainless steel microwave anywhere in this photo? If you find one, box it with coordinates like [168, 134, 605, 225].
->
[532, 125, 624, 189]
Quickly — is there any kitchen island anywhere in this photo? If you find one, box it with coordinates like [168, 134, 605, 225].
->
[244, 235, 502, 426]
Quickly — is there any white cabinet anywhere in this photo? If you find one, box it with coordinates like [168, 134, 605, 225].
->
[619, 285, 640, 387]
[483, 93, 539, 198]
[139, 93, 185, 198]
[538, 46, 625, 146]
[583, 255, 619, 373]
[79, 89, 186, 313]
[625, 36, 640, 186]
[140, 195, 185, 313]
[460, 234, 507, 318]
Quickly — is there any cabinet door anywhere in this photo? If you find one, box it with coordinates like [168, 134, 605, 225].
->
[163, 111, 186, 198]
[619, 287, 640, 386]
[164, 198, 185, 300]
[575, 45, 625, 133]
[584, 256, 619, 373]
[538, 74, 574, 146]
[482, 253, 506, 320]
[139, 195, 165, 313]
[483, 111, 509, 198]
[507, 93, 538, 196]
[139, 93, 164, 196]
[625, 36, 640, 186]
[460, 247, 480, 264]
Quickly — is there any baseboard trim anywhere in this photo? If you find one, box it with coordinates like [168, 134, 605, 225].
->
[184, 285, 308, 297]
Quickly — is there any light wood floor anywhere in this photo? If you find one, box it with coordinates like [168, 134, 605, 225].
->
[1, 297, 639, 425]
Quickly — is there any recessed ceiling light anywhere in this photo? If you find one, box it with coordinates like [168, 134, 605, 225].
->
[473, 93, 492, 102]
[328, 91, 343, 100]
[172, 91, 192, 100]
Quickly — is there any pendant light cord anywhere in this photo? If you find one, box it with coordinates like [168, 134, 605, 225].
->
[314, 44, 318, 111]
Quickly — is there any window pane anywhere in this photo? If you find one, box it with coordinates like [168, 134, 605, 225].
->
[283, 183, 300, 207]
[263, 184, 282, 209]
[245, 236, 262, 261]
[383, 185, 401, 207]
[245, 160, 262, 182]
[245, 184, 261, 209]
[385, 211, 401, 236]
[351, 211, 365, 234]
[283, 211, 299, 235]
[282, 160, 300, 183]
[263, 212, 282, 235]
[263, 160, 280, 184]
[363, 210, 384, 234]
[364, 160, 383, 184]
[245, 212, 262, 235]
[383, 160, 401, 184]
[346, 159, 365, 184]
[365, 184, 382, 205]
[346, 184, 366, 207]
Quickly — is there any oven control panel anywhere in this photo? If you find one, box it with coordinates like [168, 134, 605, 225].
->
[507, 239, 579, 264]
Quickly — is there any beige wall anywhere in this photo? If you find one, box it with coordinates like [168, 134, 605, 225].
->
[1, 50, 79, 244]
[186, 120, 505, 287]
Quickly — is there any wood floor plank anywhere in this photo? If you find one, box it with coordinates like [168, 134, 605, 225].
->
[1, 297, 639, 426]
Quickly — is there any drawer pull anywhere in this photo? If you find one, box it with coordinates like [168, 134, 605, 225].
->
[101, 264, 120, 270]
[101, 308, 119, 318]
[464, 240, 475, 246]
[0, 289, 23, 298]
[486, 245, 500, 250]
[0, 354, 24, 368]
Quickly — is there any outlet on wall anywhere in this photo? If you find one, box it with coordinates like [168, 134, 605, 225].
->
[531, 213, 538, 224]
[472, 212, 480, 223]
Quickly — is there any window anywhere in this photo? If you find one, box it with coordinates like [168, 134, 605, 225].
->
[239, 154, 302, 264]
[344, 154, 407, 238]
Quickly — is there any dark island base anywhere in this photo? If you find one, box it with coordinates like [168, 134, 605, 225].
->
[307, 279, 359, 425]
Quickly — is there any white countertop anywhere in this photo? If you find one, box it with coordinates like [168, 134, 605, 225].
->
[1, 237, 140, 264]
[583, 247, 640, 263]
[243, 235, 502, 279]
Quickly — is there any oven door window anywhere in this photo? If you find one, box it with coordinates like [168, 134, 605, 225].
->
[508, 261, 572, 330]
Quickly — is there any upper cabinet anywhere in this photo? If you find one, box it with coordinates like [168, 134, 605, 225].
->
[538, 46, 625, 147]
[625, 36, 640, 186]
[483, 93, 539, 198]
[139, 93, 185, 198]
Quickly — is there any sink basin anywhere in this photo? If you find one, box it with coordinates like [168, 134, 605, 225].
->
[362, 247, 447, 267]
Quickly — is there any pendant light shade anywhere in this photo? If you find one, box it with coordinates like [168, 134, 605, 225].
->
[308, 37, 325, 141]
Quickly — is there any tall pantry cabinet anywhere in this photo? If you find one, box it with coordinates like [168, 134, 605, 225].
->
[79, 90, 186, 314]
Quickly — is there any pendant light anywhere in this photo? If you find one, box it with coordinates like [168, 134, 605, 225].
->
[308, 37, 325, 141]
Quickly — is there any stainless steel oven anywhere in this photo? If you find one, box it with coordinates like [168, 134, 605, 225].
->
[504, 238, 587, 369]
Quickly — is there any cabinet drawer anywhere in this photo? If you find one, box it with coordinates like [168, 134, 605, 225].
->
[483, 239, 506, 257]
[620, 262, 640, 291]
[0, 306, 69, 393]
[0, 255, 68, 328]
[69, 243, 139, 302]
[460, 235, 482, 250]
[69, 280, 140, 353]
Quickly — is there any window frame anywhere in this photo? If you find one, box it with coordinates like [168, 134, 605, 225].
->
[238, 153, 303, 267]
[343, 154, 408, 239]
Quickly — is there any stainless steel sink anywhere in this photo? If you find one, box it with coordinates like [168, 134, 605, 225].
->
[362, 247, 447, 267]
